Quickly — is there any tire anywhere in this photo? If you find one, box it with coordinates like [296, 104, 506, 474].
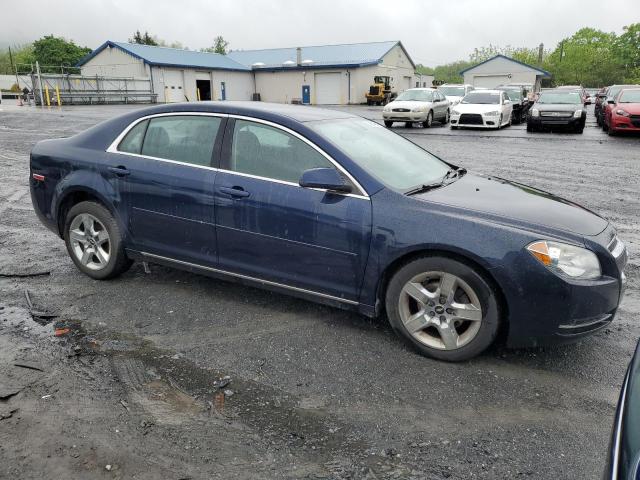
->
[443, 109, 450, 124]
[385, 256, 501, 362]
[608, 127, 616, 136]
[367, 100, 372, 106]
[64, 201, 132, 280]
[596, 114, 602, 126]
[496, 114, 503, 129]
[405, 122, 413, 128]
[422, 111, 433, 128]
[526, 122, 533, 132]
[506, 113, 512, 127]
[602, 120, 609, 132]
[576, 124, 585, 134]
[450, 125, 458, 130]
[384, 121, 393, 128]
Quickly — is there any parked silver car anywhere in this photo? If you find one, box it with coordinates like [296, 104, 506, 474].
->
[382, 88, 450, 128]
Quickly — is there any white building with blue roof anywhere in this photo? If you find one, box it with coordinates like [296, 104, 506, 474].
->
[78, 40, 428, 105]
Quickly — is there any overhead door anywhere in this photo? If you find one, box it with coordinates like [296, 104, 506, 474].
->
[163, 70, 185, 102]
[315, 72, 342, 104]
[473, 75, 511, 89]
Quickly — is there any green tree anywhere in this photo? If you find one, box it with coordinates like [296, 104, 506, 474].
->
[613, 23, 640, 82]
[546, 28, 621, 87]
[32, 35, 91, 73]
[201, 36, 229, 54]
[129, 30, 158, 46]
[0, 44, 35, 74]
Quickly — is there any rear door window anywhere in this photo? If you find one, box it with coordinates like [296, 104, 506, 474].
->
[118, 120, 148, 154]
[140, 115, 221, 167]
[228, 120, 333, 183]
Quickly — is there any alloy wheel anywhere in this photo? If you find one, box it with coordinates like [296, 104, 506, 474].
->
[398, 271, 483, 350]
[69, 213, 111, 271]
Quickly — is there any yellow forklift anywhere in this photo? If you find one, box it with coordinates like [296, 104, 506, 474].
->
[365, 76, 397, 105]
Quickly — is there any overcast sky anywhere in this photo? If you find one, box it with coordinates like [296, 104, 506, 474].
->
[4, 0, 639, 66]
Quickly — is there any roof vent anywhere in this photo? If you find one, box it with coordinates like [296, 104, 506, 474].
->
[282, 60, 296, 67]
[301, 59, 314, 65]
[251, 62, 266, 68]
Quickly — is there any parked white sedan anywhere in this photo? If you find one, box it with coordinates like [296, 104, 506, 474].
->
[382, 88, 450, 128]
[450, 90, 513, 129]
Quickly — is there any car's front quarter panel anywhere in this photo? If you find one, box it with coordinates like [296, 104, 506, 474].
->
[363, 188, 623, 347]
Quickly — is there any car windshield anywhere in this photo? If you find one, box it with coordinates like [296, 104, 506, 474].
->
[537, 92, 581, 104]
[618, 90, 640, 103]
[609, 85, 640, 98]
[308, 118, 449, 192]
[461, 92, 500, 104]
[395, 90, 434, 102]
[503, 90, 522, 101]
[439, 86, 465, 96]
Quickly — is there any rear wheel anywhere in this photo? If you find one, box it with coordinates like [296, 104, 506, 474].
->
[384, 120, 393, 128]
[526, 122, 533, 132]
[405, 122, 413, 128]
[385, 256, 500, 361]
[64, 201, 132, 280]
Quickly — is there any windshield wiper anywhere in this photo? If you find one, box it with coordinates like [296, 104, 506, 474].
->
[405, 168, 467, 196]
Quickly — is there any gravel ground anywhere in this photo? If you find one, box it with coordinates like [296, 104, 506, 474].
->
[0, 102, 638, 480]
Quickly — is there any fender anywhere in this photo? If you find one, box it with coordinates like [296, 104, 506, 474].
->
[53, 169, 128, 241]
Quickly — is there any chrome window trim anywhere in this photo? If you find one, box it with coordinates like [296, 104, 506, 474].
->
[139, 251, 358, 306]
[105, 111, 370, 200]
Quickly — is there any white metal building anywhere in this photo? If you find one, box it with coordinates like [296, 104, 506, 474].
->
[77, 40, 428, 105]
[460, 55, 551, 90]
[78, 41, 254, 103]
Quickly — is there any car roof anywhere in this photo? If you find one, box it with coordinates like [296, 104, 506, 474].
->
[440, 83, 471, 87]
[110, 101, 358, 124]
[539, 89, 581, 94]
[405, 88, 436, 91]
[467, 89, 502, 94]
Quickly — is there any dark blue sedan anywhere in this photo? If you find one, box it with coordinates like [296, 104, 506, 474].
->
[29, 102, 628, 361]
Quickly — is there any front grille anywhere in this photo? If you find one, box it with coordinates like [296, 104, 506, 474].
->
[540, 111, 572, 118]
[459, 113, 483, 125]
[392, 108, 410, 112]
[630, 115, 640, 127]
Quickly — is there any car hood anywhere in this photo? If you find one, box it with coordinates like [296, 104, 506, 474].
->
[386, 100, 432, 110]
[452, 103, 502, 114]
[534, 103, 582, 112]
[616, 103, 640, 114]
[415, 173, 607, 236]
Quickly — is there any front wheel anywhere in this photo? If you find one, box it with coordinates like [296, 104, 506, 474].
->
[385, 256, 501, 361]
[384, 120, 393, 128]
[64, 201, 132, 280]
[422, 111, 433, 128]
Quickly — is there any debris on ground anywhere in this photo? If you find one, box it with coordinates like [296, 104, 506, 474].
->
[13, 361, 45, 372]
[0, 270, 50, 278]
[24, 289, 58, 325]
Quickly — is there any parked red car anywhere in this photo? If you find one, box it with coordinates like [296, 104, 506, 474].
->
[603, 88, 640, 136]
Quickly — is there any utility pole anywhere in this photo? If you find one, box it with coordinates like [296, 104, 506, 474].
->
[559, 41, 565, 63]
[8, 46, 20, 89]
[36, 61, 45, 107]
[538, 43, 544, 66]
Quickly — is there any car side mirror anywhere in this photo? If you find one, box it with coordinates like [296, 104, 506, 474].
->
[607, 99, 615, 104]
[299, 168, 352, 193]
[503, 99, 511, 104]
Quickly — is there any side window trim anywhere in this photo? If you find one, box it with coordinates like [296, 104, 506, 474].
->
[106, 112, 227, 171]
[223, 114, 368, 198]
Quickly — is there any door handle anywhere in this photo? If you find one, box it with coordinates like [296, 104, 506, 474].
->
[218, 186, 250, 198]
[108, 166, 131, 177]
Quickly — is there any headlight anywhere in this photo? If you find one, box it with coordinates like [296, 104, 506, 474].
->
[383, 106, 391, 112]
[411, 107, 424, 112]
[451, 109, 460, 115]
[573, 110, 583, 118]
[531, 108, 539, 117]
[615, 109, 629, 117]
[485, 111, 500, 116]
[527, 240, 601, 279]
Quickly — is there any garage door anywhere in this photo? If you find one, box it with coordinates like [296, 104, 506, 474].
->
[315, 72, 341, 104]
[473, 75, 511, 89]
[163, 70, 184, 102]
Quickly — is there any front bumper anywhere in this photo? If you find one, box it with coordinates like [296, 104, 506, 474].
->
[528, 115, 584, 129]
[383, 111, 428, 122]
[503, 233, 627, 348]
[610, 115, 640, 132]
[450, 113, 501, 128]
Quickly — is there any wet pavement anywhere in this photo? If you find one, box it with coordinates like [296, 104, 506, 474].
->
[0, 102, 639, 479]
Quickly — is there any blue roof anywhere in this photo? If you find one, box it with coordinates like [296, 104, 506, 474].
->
[459, 54, 550, 77]
[227, 41, 413, 70]
[77, 41, 251, 71]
